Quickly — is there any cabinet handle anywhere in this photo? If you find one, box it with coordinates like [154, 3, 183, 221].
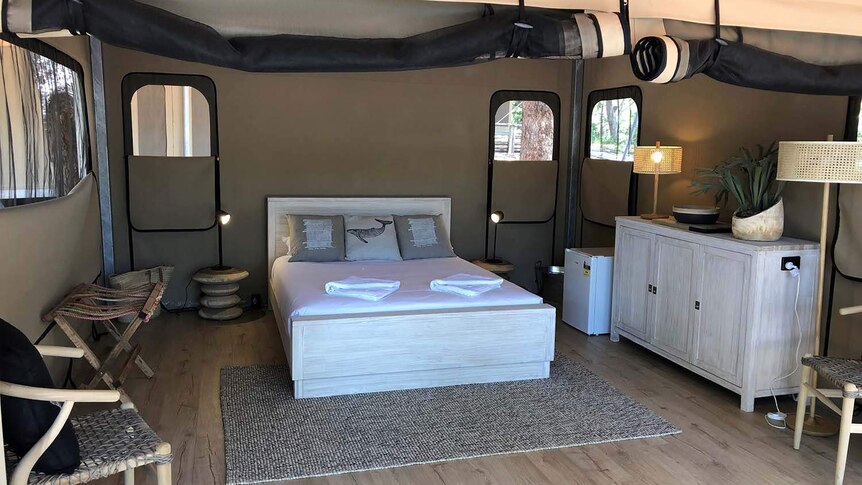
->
[695, 301, 701, 310]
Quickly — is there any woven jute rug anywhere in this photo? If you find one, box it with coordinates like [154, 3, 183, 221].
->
[220, 354, 679, 484]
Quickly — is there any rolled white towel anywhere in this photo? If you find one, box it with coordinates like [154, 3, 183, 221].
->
[430, 273, 503, 297]
[325, 277, 400, 301]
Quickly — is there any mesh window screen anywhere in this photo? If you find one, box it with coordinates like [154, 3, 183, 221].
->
[0, 38, 88, 208]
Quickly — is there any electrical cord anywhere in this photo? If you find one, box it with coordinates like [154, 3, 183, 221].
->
[766, 261, 802, 429]
[160, 277, 198, 314]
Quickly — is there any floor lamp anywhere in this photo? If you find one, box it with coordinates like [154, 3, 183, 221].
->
[778, 136, 862, 435]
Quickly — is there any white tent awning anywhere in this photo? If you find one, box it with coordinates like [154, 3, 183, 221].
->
[427, 0, 862, 37]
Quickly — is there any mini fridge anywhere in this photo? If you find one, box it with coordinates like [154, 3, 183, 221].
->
[563, 247, 614, 335]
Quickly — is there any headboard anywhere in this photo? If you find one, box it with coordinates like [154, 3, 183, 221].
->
[267, 197, 452, 279]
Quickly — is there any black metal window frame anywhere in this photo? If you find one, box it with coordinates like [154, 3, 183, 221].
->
[485, 90, 562, 260]
[120, 72, 220, 269]
[0, 34, 92, 206]
[584, 85, 642, 164]
[580, 85, 643, 231]
[822, 95, 862, 356]
[845, 96, 861, 142]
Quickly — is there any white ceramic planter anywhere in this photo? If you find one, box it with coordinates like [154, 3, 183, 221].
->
[732, 198, 784, 241]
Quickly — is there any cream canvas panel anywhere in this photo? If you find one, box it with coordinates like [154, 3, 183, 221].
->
[0, 175, 102, 376]
[127, 155, 216, 230]
[491, 160, 557, 222]
[580, 158, 632, 227]
[834, 184, 862, 280]
[426, 0, 862, 37]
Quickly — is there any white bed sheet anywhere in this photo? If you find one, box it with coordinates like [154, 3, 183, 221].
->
[271, 256, 543, 318]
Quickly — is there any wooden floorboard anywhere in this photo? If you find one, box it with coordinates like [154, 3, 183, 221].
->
[80, 310, 861, 484]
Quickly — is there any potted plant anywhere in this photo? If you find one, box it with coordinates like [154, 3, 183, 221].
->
[691, 143, 786, 241]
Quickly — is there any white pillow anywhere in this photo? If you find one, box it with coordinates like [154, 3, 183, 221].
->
[344, 215, 402, 261]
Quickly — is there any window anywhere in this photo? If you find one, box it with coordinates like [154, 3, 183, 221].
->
[131, 84, 211, 156]
[857, 105, 862, 142]
[493, 100, 555, 161]
[0, 37, 89, 207]
[585, 86, 642, 162]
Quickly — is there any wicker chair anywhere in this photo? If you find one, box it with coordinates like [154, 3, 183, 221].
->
[793, 304, 862, 485]
[1, 345, 172, 485]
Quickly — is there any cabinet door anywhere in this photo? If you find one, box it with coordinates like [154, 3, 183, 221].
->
[651, 236, 698, 360]
[612, 226, 654, 341]
[690, 247, 750, 385]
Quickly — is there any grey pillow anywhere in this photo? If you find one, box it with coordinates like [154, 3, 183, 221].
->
[286, 215, 345, 262]
[345, 215, 402, 261]
[393, 214, 456, 260]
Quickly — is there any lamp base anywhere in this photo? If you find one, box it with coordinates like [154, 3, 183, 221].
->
[640, 213, 670, 220]
[482, 258, 507, 264]
[785, 413, 840, 436]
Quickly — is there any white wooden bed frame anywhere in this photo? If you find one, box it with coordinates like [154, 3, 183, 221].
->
[267, 197, 556, 398]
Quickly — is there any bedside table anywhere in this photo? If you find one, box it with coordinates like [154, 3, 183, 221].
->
[193, 266, 249, 320]
[471, 259, 515, 279]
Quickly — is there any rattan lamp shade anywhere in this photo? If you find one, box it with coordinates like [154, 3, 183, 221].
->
[778, 141, 862, 183]
[633, 145, 683, 174]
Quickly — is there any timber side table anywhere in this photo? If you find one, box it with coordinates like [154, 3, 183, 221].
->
[471, 259, 515, 279]
[193, 267, 249, 320]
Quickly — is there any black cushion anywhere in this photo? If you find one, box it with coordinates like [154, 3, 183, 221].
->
[0, 318, 80, 474]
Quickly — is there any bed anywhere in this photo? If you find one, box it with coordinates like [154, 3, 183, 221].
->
[267, 197, 556, 398]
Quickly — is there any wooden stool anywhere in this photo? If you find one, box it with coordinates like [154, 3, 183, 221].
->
[42, 282, 165, 404]
[793, 354, 862, 485]
[193, 267, 248, 321]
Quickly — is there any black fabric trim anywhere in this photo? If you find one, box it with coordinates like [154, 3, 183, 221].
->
[669, 36, 683, 81]
[617, 8, 632, 55]
[631, 36, 669, 81]
[704, 40, 862, 95]
[24, 0, 579, 73]
[635, 35, 862, 95]
[1, 0, 8, 33]
[587, 13, 603, 58]
[64, 0, 85, 35]
[713, 0, 721, 40]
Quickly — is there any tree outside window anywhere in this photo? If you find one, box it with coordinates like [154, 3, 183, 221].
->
[494, 100, 554, 161]
[590, 97, 639, 161]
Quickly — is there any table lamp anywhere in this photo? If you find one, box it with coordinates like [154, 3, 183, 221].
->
[633, 142, 683, 219]
[778, 135, 862, 435]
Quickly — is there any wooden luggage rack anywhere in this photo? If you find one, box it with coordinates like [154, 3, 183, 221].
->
[42, 282, 165, 404]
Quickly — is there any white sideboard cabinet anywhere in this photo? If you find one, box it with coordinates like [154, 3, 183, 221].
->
[611, 217, 819, 411]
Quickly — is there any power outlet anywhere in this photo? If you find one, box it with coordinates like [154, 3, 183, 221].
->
[781, 256, 801, 271]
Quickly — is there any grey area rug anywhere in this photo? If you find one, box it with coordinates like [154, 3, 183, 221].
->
[220, 354, 680, 484]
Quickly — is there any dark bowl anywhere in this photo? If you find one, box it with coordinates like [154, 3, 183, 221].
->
[672, 205, 720, 225]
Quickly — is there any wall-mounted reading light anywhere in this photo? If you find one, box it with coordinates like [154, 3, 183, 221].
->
[213, 209, 232, 270]
[217, 210, 231, 225]
[485, 210, 505, 264]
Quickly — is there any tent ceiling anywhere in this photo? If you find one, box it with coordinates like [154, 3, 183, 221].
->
[427, 0, 862, 37]
[137, 0, 490, 38]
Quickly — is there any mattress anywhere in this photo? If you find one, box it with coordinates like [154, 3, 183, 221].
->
[270, 256, 543, 319]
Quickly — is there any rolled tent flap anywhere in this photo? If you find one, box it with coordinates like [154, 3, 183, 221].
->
[14, 0, 628, 72]
[631, 35, 862, 96]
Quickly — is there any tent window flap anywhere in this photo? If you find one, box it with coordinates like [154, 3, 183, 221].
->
[0, 36, 89, 208]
